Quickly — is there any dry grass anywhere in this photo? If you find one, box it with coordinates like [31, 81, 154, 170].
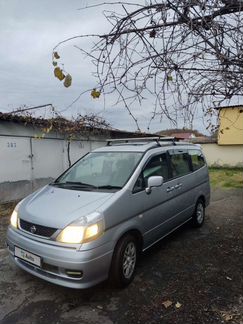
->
[209, 167, 243, 189]
[0, 201, 17, 218]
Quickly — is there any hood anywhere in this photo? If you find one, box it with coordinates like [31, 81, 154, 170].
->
[18, 185, 114, 229]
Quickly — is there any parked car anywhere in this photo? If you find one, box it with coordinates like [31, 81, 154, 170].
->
[7, 137, 210, 288]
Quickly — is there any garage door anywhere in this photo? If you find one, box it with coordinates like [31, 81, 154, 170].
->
[31, 138, 65, 179]
[0, 136, 31, 182]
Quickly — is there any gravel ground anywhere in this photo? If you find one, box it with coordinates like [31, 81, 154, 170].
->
[0, 188, 242, 324]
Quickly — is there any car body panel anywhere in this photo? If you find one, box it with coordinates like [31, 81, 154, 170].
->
[7, 227, 113, 288]
[18, 186, 114, 229]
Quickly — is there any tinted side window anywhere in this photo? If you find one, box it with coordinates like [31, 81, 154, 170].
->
[133, 153, 169, 192]
[143, 154, 169, 180]
[189, 149, 205, 171]
[169, 151, 190, 177]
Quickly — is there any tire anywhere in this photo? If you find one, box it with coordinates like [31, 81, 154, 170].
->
[191, 198, 205, 227]
[110, 234, 138, 288]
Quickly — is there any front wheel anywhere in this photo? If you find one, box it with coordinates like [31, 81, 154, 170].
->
[110, 234, 137, 288]
[191, 199, 205, 227]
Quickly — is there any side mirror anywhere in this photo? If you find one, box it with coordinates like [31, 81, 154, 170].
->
[145, 176, 163, 194]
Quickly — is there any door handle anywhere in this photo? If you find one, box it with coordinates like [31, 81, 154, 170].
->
[167, 186, 174, 192]
[175, 183, 182, 189]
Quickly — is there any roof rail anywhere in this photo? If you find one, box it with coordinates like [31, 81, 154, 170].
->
[106, 137, 177, 146]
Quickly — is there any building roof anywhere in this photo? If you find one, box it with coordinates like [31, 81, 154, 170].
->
[156, 128, 205, 137]
[0, 112, 153, 138]
[171, 132, 194, 139]
[190, 137, 217, 144]
[214, 104, 243, 110]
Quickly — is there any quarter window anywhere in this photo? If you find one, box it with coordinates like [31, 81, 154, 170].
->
[189, 149, 205, 171]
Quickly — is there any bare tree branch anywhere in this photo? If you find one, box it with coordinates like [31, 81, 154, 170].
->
[53, 0, 243, 131]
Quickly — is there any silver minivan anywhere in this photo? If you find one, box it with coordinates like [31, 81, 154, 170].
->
[7, 137, 210, 288]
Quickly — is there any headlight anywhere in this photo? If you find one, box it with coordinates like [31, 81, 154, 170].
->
[10, 210, 18, 228]
[56, 220, 103, 244]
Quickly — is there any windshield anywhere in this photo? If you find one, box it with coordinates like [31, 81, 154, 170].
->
[54, 151, 143, 190]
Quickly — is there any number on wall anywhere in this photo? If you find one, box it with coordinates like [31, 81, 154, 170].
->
[7, 142, 17, 148]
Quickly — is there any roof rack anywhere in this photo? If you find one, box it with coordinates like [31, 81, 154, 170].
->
[106, 136, 177, 146]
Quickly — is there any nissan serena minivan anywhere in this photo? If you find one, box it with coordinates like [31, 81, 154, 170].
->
[7, 137, 210, 288]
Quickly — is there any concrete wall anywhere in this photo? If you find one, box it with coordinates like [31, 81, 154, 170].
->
[201, 143, 243, 167]
[0, 133, 106, 203]
[0, 119, 154, 203]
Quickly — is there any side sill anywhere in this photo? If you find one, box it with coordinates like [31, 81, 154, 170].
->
[142, 217, 192, 252]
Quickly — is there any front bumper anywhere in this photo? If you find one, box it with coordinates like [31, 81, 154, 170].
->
[6, 227, 113, 289]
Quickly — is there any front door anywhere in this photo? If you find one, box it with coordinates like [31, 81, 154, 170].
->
[132, 153, 176, 247]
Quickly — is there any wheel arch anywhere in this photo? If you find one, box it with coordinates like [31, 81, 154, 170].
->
[113, 229, 143, 255]
[197, 194, 206, 206]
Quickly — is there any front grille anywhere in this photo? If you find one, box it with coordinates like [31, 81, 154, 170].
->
[19, 219, 57, 238]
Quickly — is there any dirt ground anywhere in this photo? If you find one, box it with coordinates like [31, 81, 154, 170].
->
[0, 188, 242, 324]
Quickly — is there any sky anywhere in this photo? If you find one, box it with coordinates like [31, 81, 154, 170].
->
[0, 0, 234, 134]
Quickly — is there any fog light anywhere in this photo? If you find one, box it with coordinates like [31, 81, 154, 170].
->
[66, 270, 83, 279]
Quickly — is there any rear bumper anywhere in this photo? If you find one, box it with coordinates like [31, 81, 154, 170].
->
[6, 227, 113, 289]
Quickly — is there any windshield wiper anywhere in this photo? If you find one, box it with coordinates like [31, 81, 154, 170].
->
[50, 182, 121, 190]
[50, 181, 97, 189]
[65, 181, 98, 189]
[97, 185, 122, 190]
[49, 182, 66, 186]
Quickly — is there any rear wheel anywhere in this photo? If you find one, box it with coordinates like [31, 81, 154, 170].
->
[110, 234, 137, 288]
[191, 199, 205, 227]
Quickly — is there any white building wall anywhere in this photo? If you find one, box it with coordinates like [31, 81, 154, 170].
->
[31, 138, 66, 179]
[69, 140, 91, 165]
[0, 136, 31, 182]
[201, 143, 243, 167]
[0, 134, 106, 202]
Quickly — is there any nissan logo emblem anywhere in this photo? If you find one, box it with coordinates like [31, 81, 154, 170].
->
[30, 225, 37, 234]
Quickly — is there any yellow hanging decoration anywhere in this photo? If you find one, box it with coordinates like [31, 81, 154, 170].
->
[64, 74, 72, 88]
[91, 89, 101, 99]
[53, 51, 60, 59]
[54, 67, 65, 81]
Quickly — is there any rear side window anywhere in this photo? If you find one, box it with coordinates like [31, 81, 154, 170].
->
[169, 150, 191, 177]
[189, 149, 205, 171]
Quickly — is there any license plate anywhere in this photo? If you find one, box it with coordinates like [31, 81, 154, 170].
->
[14, 246, 41, 267]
